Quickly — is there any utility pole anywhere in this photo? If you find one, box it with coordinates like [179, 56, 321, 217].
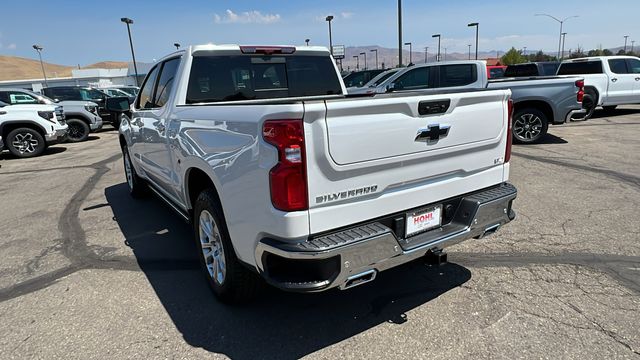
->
[468, 22, 479, 59]
[120, 17, 139, 86]
[535, 14, 578, 60]
[624, 35, 629, 53]
[360, 52, 367, 70]
[432, 34, 441, 61]
[370, 49, 378, 69]
[424, 47, 429, 63]
[32, 45, 48, 87]
[397, 0, 403, 67]
[404, 42, 412, 64]
[325, 16, 334, 55]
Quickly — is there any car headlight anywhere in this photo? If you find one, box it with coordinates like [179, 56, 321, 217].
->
[38, 111, 56, 123]
[84, 105, 98, 114]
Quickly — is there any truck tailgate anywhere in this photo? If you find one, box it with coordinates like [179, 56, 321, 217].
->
[304, 90, 511, 234]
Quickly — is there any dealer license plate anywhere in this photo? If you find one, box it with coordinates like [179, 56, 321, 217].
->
[406, 205, 442, 237]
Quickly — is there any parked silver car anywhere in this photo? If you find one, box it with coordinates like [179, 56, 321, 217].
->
[347, 68, 401, 95]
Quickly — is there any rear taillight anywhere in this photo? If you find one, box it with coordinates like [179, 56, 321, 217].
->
[575, 79, 585, 102]
[505, 99, 513, 163]
[240, 46, 296, 55]
[263, 119, 308, 211]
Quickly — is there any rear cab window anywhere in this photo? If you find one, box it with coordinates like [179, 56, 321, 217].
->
[557, 60, 603, 75]
[186, 52, 342, 103]
[439, 64, 477, 87]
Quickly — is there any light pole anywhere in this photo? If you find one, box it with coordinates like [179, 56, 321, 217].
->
[424, 47, 429, 63]
[468, 22, 479, 60]
[370, 49, 378, 69]
[353, 55, 359, 70]
[360, 52, 367, 70]
[535, 14, 578, 60]
[468, 44, 472, 60]
[174, 43, 180, 50]
[624, 35, 629, 53]
[404, 42, 412, 64]
[432, 34, 441, 61]
[398, 0, 403, 67]
[32, 45, 48, 87]
[325, 16, 334, 56]
[305, 39, 310, 46]
[120, 17, 139, 86]
[561, 33, 567, 59]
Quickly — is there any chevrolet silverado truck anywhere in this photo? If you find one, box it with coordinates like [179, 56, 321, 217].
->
[357, 60, 585, 143]
[0, 100, 68, 158]
[117, 45, 518, 303]
[557, 56, 640, 119]
[0, 87, 102, 142]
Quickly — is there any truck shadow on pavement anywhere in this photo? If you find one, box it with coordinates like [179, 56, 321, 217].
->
[106, 183, 471, 360]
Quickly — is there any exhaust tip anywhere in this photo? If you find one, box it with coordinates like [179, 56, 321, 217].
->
[343, 269, 377, 289]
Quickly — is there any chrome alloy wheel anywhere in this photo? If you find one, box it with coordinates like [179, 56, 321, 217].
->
[12, 132, 39, 154]
[513, 113, 543, 141]
[124, 152, 134, 190]
[198, 210, 226, 286]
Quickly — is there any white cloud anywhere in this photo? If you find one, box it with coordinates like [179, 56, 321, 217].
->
[8, 43, 16, 49]
[340, 12, 353, 19]
[214, 9, 281, 24]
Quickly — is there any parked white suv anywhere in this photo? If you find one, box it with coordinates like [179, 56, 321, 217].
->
[0, 100, 68, 158]
[557, 56, 640, 117]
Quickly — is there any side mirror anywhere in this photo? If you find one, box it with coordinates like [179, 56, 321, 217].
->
[105, 97, 130, 112]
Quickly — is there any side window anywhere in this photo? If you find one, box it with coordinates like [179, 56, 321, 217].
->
[154, 57, 181, 108]
[558, 61, 603, 75]
[439, 64, 476, 87]
[0, 91, 10, 103]
[626, 59, 640, 74]
[608, 59, 628, 74]
[137, 65, 161, 109]
[395, 67, 429, 90]
[8, 92, 39, 104]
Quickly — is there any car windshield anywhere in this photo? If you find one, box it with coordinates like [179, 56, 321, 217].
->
[106, 88, 131, 97]
[118, 87, 139, 96]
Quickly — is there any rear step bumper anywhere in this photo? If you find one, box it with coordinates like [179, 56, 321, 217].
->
[255, 183, 517, 292]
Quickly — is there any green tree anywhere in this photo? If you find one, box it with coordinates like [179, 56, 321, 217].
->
[603, 49, 613, 56]
[500, 47, 527, 65]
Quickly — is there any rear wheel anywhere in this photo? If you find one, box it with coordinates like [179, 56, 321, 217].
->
[512, 108, 549, 144]
[6, 128, 46, 158]
[581, 90, 598, 120]
[65, 118, 90, 142]
[193, 189, 261, 304]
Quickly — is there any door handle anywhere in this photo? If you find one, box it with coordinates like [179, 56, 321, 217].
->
[611, 78, 618, 82]
[635, 77, 640, 81]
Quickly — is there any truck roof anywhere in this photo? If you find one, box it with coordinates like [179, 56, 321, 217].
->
[563, 55, 639, 62]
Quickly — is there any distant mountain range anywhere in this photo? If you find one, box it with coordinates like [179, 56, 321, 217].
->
[0, 55, 129, 82]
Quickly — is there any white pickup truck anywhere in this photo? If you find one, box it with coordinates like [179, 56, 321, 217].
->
[557, 56, 640, 117]
[117, 45, 518, 303]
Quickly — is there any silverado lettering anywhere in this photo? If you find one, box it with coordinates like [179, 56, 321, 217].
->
[315, 185, 379, 204]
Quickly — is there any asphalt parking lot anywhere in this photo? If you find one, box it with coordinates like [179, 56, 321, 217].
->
[1, 107, 639, 360]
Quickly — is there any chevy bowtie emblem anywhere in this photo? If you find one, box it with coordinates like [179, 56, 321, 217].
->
[415, 124, 451, 143]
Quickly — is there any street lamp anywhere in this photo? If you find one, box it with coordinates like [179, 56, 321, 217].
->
[32, 45, 48, 87]
[397, 0, 403, 67]
[561, 33, 567, 59]
[534, 14, 578, 60]
[325, 16, 334, 56]
[174, 43, 180, 50]
[353, 55, 359, 70]
[120, 17, 140, 86]
[370, 49, 378, 69]
[360, 52, 367, 70]
[404, 42, 412, 64]
[467, 22, 479, 60]
[624, 35, 629, 53]
[468, 44, 472, 60]
[424, 47, 429, 63]
[432, 34, 441, 61]
[305, 38, 310, 46]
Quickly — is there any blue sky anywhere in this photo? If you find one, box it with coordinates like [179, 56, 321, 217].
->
[0, 0, 637, 65]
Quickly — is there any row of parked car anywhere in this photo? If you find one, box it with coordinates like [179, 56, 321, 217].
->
[342, 55, 640, 143]
[0, 85, 138, 158]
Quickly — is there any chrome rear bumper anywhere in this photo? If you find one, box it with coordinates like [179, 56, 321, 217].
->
[256, 183, 517, 292]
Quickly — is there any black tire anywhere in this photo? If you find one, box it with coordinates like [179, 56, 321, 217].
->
[581, 89, 598, 120]
[65, 118, 90, 142]
[603, 105, 617, 113]
[512, 108, 549, 144]
[121, 146, 148, 198]
[193, 189, 261, 304]
[6, 128, 46, 158]
[112, 114, 122, 130]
